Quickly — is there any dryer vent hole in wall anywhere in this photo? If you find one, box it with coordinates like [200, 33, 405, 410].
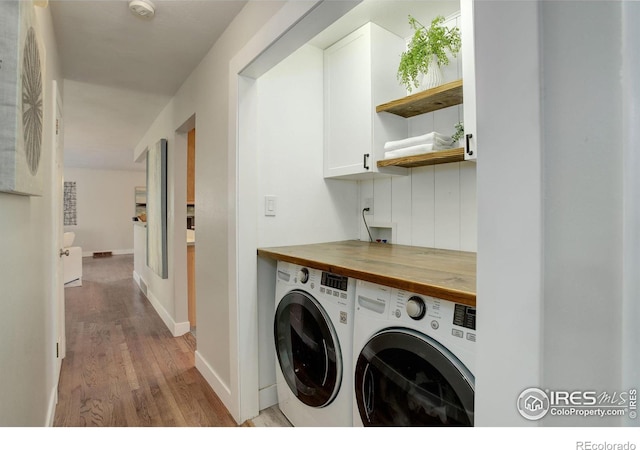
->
[93, 251, 113, 258]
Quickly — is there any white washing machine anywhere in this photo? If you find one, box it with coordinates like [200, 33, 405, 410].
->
[273, 261, 355, 427]
[352, 279, 476, 426]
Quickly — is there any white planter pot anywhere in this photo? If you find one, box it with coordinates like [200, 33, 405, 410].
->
[421, 55, 443, 90]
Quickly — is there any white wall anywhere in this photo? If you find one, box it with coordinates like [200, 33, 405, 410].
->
[473, 0, 635, 427]
[133, 1, 292, 422]
[622, 1, 640, 427]
[540, 0, 624, 427]
[133, 223, 147, 288]
[0, 4, 62, 425]
[358, 150, 477, 251]
[63, 167, 145, 256]
[357, 12, 477, 252]
[132, 116, 191, 339]
[254, 44, 358, 408]
[473, 0, 544, 426]
[256, 44, 358, 248]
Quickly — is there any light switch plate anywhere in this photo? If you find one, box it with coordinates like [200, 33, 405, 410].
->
[265, 195, 277, 216]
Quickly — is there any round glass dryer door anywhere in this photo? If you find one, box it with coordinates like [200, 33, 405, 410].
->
[274, 290, 342, 408]
[354, 329, 474, 426]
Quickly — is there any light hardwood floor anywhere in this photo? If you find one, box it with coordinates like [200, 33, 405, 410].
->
[53, 254, 289, 427]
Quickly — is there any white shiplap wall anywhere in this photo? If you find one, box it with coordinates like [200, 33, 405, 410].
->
[358, 13, 477, 252]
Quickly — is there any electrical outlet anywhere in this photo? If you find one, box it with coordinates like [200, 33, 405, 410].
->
[364, 197, 373, 215]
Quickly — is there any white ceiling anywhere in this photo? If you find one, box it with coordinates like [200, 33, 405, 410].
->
[308, 0, 459, 50]
[51, 0, 459, 172]
[50, 0, 248, 171]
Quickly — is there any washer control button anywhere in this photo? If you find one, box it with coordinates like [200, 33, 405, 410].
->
[394, 309, 402, 318]
[406, 296, 426, 320]
[452, 329, 464, 338]
[466, 333, 476, 342]
[431, 320, 439, 330]
[297, 268, 309, 284]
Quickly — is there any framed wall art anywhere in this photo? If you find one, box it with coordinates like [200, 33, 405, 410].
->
[63, 181, 77, 226]
[0, 0, 44, 196]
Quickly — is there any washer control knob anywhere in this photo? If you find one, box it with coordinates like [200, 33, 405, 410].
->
[406, 296, 426, 320]
[297, 268, 309, 284]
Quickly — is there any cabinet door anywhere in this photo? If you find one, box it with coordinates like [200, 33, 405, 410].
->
[324, 25, 372, 178]
[461, 0, 477, 161]
[324, 23, 407, 179]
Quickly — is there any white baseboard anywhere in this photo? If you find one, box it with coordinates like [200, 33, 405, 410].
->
[134, 272, 189, 337]
[146, 290, 190, 337]
[174, 321, 191, 336]
[46, 388, 56, 426]
[195, 351, 236, 422]
[259, 384, 278, 411]
[133, 271, 147, 298]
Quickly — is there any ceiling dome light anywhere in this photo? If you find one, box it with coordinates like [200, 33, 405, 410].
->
[129, 0, 155, 18]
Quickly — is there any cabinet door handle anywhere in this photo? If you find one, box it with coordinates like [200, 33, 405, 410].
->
[465, 133, 474, 156]
[363, 153, 370, 170]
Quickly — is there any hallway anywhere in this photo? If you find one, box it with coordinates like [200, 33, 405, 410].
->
[53, 254, 243, 427]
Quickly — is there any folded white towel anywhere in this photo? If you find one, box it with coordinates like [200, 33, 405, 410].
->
[384, 144, 435, 159]
[384, 132, 453, 151]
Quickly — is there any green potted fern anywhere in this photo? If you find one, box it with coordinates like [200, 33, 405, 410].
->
[397, 15, 462, 93]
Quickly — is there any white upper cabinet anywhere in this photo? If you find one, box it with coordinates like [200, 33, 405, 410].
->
[323, 22, 408, 179]
[460, 0, 477, 161]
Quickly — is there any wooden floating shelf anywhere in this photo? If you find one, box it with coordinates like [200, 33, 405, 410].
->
[377, 148, 465, 168]
[376, 79, 463, 118]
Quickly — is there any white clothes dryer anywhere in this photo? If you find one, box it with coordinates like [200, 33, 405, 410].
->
[274, 261, 355, 427]
[352, 279, 476, 426]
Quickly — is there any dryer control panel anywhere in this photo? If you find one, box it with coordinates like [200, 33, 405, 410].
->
[321, 272, 349, 292]
[453, 304, 476, 330]
[277, 261, 355, 310]
[390, 289, 476, 346]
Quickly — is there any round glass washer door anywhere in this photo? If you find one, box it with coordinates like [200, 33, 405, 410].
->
[274, 289, 342, 408]
[354, 328, 474, 426]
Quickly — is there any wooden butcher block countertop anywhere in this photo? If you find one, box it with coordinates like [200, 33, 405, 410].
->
[257, 240, 476, 307]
